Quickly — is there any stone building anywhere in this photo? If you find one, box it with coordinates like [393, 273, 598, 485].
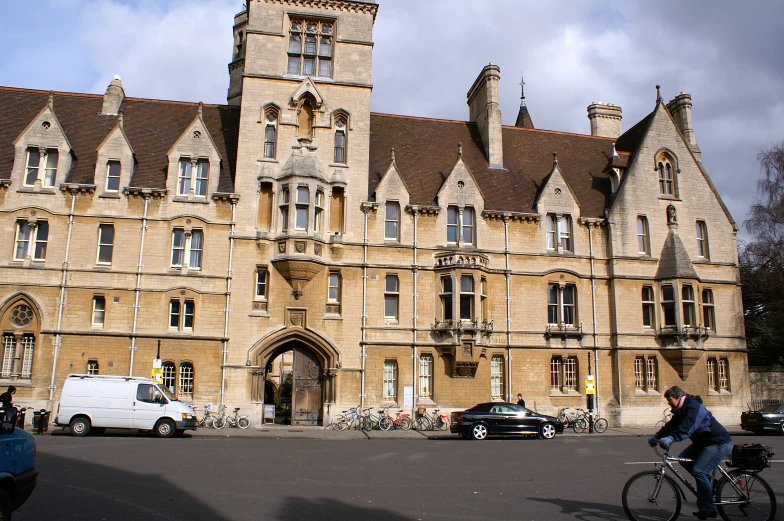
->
[0, 0, 748, 428]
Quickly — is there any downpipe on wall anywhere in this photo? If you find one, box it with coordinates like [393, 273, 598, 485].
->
[128, 197, 150, 376]
[220, 202, 237, 407]
[503, 216, 512, 402]
[360, 209, 369, 409]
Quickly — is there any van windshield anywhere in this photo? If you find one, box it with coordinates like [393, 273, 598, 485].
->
[156, 384, 178, 402]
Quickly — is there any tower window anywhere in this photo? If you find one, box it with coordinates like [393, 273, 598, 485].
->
[287, 19, 333, 78]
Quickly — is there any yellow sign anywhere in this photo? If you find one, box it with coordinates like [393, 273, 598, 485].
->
[585, 379, 596, 395]
[152, 359, 163, 383]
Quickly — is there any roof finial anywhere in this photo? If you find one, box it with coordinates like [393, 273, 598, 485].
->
[198, 101, 204, 118]
[48, 90, 54, 110]
[390, 148, 395, 164]
[611, 142, 618, 158]
[656, 85, 662, 103]
[458, 142, 463, 159]
[118, 109, 124, 129]
[519, 72, 526, 107]
[553, 152, 558, 166]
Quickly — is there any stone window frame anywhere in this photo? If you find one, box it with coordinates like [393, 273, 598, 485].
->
[87, 359, 99, 375]
[170, 227, 204, 272]
[384, 274, 399, 323]
[655, 149, 680, 198]
[418, 353, 434, 401]
[446, 205, 477, 247]
[96, 223, 115, 266]
[637, 215, 650, 256]
[660, 284, 676, 328]
[176, 157, 210, 198]
[294, 185, 310, 231]
[384, 201, 400, 242]
[261, 104, 280, 160]
[701, 288, 716, 333]
[681, 284, 696, 328]
[23, 147, 59, 188]
[490, 354, 504, 401]
[696, 220, 710, 259]
[545, 213, 574, 254]
[383, 359, 397, 402]
[169, 298, 195, 333]
[634, 355, 659, 394]
[105, 160, 122, 193]
[550, 355, 579, 395]
[162, 361, 177, 392]
[547, 282, 577, 327]
[707, 357, 731, 395]
[178, 362, 195, 399]
[314, 188, 326, 236]
[326, 270, 341, 316]
[440, 275, 453, 322]
[14, 220, 48, 262]
[458, 274, 475, 322]
[641, 286, 656, 329]
[286, 17, 334, 78]
[91, 295, 106, 328]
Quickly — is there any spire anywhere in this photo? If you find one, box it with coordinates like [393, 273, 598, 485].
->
[514, 72, 534, 129]
[656, 84, 662, 103]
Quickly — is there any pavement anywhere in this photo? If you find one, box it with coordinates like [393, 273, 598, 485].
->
[38, 423, 748, 440]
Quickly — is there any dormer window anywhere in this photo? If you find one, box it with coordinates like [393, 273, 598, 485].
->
[24, 148, 58, 188]
[462, 208, 475, 245]
[546, 213, 573, 253]
[288, 19, 333, 78]
[106, 161, 121, 192]
[446, 205, 476, 246]
[177, 158, 209, 197]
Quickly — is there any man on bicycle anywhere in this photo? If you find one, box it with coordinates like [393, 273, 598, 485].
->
[648, 386, 733, 520]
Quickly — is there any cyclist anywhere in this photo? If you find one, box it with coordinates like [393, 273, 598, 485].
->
[647, 386, 733, 520]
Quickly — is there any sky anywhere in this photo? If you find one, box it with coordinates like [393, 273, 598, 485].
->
[2, 0, 783, 244]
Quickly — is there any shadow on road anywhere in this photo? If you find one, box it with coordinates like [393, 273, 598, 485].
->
[15, 452, 226, 521]
[276, 496, 415, 521]
[529, 496, 628, 521]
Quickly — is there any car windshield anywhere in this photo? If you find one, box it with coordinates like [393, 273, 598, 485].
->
[760, 404, 781, 413]
[156, 384, 178, 402]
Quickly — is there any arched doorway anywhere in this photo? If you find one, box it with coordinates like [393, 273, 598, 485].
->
[250, 322, 340, 427]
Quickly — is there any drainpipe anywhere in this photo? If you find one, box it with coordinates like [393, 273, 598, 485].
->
[412, 209, 419, 414]
[220, 202, 237, 407]
[360, 208, 370, 409]
[589, 225, 600, 419]
[128, 196, 150, 376]
[503, 215, 512, 402]
[49, 193, 77, 403]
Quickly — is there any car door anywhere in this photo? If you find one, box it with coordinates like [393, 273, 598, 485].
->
[486, 405, 505, 433]
[502, 404, 529, 434]
[132, 383, 167, 430]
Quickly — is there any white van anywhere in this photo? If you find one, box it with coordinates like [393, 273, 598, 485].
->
[54, 374, 198, 438]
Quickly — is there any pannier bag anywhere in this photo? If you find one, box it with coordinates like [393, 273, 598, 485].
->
[729, 443, 774, 471]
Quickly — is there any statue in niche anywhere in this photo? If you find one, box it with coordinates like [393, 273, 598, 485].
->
[667, 204, 677, 224]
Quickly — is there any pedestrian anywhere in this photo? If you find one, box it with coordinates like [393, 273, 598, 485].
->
[516, 393, 525, 408]
[0, 385, 16, 408]
[647, 386, 732, 520]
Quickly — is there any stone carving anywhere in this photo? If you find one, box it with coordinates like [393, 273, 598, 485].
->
[667, 204, 677, 224]
[295, 241, 306, 253]
[314, 243, 322, 256]
[278, 241, 286, 253]
[290, 311, 304, 327]
[10, 305, 33, 327]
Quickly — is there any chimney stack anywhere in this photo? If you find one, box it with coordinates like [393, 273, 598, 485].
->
[587, 102, 622, 138]
[467, 63, 504, 169]
[666, 92, 701, 162]
[102, 75, 125, 115]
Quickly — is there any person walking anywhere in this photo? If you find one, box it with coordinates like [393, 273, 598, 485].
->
[516, 393, 525, 408]
[648, 386, 733, 520]
[0, 385, 16, 408]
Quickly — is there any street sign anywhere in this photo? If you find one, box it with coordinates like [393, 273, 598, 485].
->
[152, 358, 163, 383]
[585, 377, 596, 395]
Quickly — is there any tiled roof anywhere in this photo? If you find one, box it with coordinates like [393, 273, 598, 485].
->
[656, 227, 699, 280]
[0, 87, 240, 192]
[369, 114, 617, 217]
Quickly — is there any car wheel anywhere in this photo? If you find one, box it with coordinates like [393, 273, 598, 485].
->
[780, 422, 784, 436]
[0, 488, 11, 521]
[471, 423, 488, 440]
[540, 422, 556, 439]
[70, 416, 91, 437]
[154, 419, 176, 438]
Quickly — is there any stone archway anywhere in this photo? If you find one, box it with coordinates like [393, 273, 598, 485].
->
[249, 322, 340, 426]
[0, 293, 43, 381]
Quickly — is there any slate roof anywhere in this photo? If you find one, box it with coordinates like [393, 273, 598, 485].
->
[369, 114, 617, 217]
[515, 104, 534, 129]
[0, 87, 240, 193]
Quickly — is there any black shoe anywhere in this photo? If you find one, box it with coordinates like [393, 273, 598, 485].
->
[693, 512, 717, 520]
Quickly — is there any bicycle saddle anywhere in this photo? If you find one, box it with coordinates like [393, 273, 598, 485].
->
[233, 407, 240, 411]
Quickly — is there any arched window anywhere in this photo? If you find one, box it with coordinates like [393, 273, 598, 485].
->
[162, 362, 176, 393]
[657, 153, 676, 195]
[1, 299, 39, 380]
[178, 362, 194, 399]
[263, 106, 279, 159]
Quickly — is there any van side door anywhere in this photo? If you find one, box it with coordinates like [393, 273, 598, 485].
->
[95, 381, 132, 429]
[132, 384, 167, 430]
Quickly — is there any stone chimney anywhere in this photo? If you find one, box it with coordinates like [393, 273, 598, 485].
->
[101, 75, 125, 115]
[666, 92, 701, 162]
[587, 102, 622, 138]
[467, 63, 503, 169]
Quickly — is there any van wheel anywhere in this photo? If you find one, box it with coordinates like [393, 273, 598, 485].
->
[0, 488, 12, 520]
[154, 419, 175, 438]
[70, 417, 91, 437]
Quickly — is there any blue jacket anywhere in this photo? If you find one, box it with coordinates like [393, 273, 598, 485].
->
[655, 395, 731, 447]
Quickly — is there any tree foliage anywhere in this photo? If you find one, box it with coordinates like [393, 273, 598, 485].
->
[743, 142, 784, 365]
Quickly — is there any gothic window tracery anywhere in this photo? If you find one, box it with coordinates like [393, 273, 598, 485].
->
[287, 19, 333, 78]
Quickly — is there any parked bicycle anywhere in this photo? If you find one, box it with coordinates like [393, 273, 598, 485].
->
[556, 407, 590, 433]
[379, 408, 411, 431]
[220, 407, 250, 429]
[622, 444, 776, 521]
[412, 408, 448, 431]
[194, 404, 221, 429]
[332, 406, 362, 431]
[574, 413, 608, 434]
[360, 407, 385, 431]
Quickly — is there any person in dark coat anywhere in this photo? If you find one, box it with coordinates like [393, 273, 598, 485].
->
[648, 386, 732, 520]
[516, 393, 525, 408]
[0, 386, 16, 408]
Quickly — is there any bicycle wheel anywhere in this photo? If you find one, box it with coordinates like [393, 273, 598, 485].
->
[716, 470, 776, 521]
[212, 416, 226, 429]
[594, 418, 608, 433]
[379, 417, 393, 431]
[361, 417, 374, 431]
[556, 412, 568, 425]
[573, 418, 588, 433]
[622, 470, 681, 521]
[412, 416, 431, 431]
[398, 417, 412, 430]
[238, 417, 250, 429]
[332, 414, 344, 430]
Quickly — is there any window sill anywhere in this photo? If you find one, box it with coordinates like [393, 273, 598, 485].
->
[329, 163, 348, 169]
[94, 264, 112, 270]
[98, 193, 122, 199]
[550, 391, 581, 397]
[0, 379, 34, 388]
[416, 399, 436, 406]
[707, 390, 732, 396]
[382, 400, 398, 407]
[323, 314, 343, 321]
[384, 319, 399, 326]
[172, 196, 209, 204]
[249, 312, 270, 318]
[693, 258, 712, 264]
[546, 250, 575, 257]
[257, 158, 279, 164]
[17, 187, 56, 195]
[657, 195, 681, 201]
[635, 390, 660, 396]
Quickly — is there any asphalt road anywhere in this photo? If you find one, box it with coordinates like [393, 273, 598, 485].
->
[15, 432, 784, 521]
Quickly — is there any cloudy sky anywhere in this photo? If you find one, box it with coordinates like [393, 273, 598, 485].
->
[2, 0, 783, 243]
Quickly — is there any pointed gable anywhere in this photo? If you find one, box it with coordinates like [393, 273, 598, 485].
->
[535, 153, 580, 217]
[373, 149, 411, 206]
[656, 227, 699, 280]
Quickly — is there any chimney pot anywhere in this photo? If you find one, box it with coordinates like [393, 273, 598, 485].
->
[467, 63, 504, 169]
[587, 102, 622, 138]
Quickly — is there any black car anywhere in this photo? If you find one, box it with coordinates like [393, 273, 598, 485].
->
[450, 402, 565, 440]
[741, 404, 784, 435]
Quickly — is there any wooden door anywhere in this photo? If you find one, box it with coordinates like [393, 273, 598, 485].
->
[291, 345, 322, 425]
